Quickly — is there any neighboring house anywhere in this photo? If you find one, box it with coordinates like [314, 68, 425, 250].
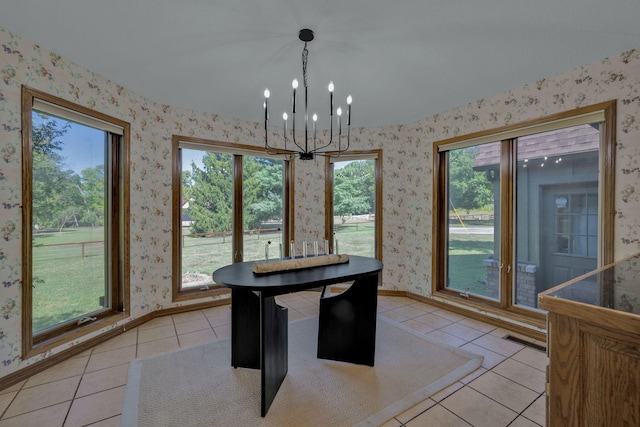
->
[474, 123, 600, 306]
[181, 198, 194, 227]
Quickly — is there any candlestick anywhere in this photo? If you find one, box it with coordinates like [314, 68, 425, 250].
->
[302, 241, 307, 258]
[279, 243, 283, 260]
[264, 89, 270, 123]
[283, 112, 288, 138]
[292, 79, 298, 113]
[328, 81, 334, 116]
[337, 107, 342, 136]
[347, 95, 352, 126]
[312, 114, 317, 140]
[313, 241, 318, 257]
[290, 241, 295, 259]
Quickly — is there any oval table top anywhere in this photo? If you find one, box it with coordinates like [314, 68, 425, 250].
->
[212, 255, 383, 297]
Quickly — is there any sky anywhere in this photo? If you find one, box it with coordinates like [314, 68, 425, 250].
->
[34, 114, 104, 173]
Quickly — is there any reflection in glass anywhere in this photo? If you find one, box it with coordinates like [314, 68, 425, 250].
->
[515, 123, 600, 309]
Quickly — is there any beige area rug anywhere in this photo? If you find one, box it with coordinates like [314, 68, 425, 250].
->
[120, 316, 483, 427]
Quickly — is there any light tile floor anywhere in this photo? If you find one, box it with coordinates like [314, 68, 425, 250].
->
[0, 293, 547, 426]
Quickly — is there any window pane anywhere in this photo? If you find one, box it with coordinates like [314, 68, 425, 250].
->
[332, 159, 376, 258]
[446, 143, 499, 300]
[180, 149, 233, 290]
[242, 156, 284, 261]
[515, 123, 600, 309]
[31, 112, 107, 332]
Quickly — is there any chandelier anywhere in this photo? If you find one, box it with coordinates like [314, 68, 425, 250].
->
[263, 28, 352, 160]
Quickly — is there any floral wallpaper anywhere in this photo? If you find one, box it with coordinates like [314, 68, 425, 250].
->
[1, 25, 640, 381]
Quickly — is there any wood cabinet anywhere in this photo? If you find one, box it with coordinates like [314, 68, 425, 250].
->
[539, 254, 640, 427]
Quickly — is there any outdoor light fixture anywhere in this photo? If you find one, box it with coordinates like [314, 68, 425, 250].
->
[263, 29, 351, 160]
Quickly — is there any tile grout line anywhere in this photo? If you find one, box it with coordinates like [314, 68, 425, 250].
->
[2, 296, 547, 427]
[506, 390, 546, 427]
[395, 311, 545, 427]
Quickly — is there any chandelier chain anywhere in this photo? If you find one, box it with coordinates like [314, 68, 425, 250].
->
[302, 42, 309, 88]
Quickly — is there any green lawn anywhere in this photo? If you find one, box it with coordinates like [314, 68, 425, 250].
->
[447, 231, 495, 296]
[180, 222, 376, 288]
[32, 228, 106, 332]
[31, 224, 494, 331]
[333, 222, 376, 258]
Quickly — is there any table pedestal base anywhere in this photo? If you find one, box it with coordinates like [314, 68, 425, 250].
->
[317, 274, 378, 366]
[231, 289, 288, 416]
[223, 258, 382, 417]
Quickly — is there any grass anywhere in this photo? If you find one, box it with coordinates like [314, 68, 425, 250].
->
[333, 222, 375, 258]
[180, 223, 376, 288]
[447, 232, 495, 296]
[32, 228, 106, 332]
[31, 224, 494, 331]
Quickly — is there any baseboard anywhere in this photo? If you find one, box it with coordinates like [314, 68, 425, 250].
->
[407, 292, 547, 342]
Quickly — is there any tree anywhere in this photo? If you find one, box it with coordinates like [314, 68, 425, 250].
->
[448, 147, 494, 212]
[184, 152, 233, 234]
[31, 114, 106, 231]
[183, 154, 284, 234]
[31, 150, 74, 229]
[31, 114, 70, 155]
[243, 157, 283, 230]
[333, 160, 374, 219]
[78, 165, 105, 226]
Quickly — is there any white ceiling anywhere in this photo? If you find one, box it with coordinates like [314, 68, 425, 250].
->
[2, 0, 640, 129]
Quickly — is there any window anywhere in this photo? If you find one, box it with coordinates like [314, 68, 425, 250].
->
[325, 151, 382, 260]
[173, 137, 291, 301]
[433, 102, 615, 323]
[444, 142, 501, 301]
[21, 86, 129, 356]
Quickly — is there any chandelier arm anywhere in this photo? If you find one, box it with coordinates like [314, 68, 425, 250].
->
[290, 138, 306, 152]
[264, 132, 283, 154]
[309, 139, 337, 153]
[309, 134, 350, 155]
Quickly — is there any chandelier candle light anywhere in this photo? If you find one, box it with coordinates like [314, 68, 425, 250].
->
[263, 28, 352, 160]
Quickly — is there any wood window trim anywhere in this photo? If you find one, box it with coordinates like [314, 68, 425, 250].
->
[171, 136, 293, 302]
[431, 101, 616, 326]
[21, 85, 130, 358]
[324, 149, 383, 260]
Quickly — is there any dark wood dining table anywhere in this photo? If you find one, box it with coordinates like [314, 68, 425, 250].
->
[212, 255, 383, 416]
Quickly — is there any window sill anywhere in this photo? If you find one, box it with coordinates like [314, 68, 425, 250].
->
[24, 311, 129, 360]
[411, 291, 547, 342]
[173, 286, 231, 303]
